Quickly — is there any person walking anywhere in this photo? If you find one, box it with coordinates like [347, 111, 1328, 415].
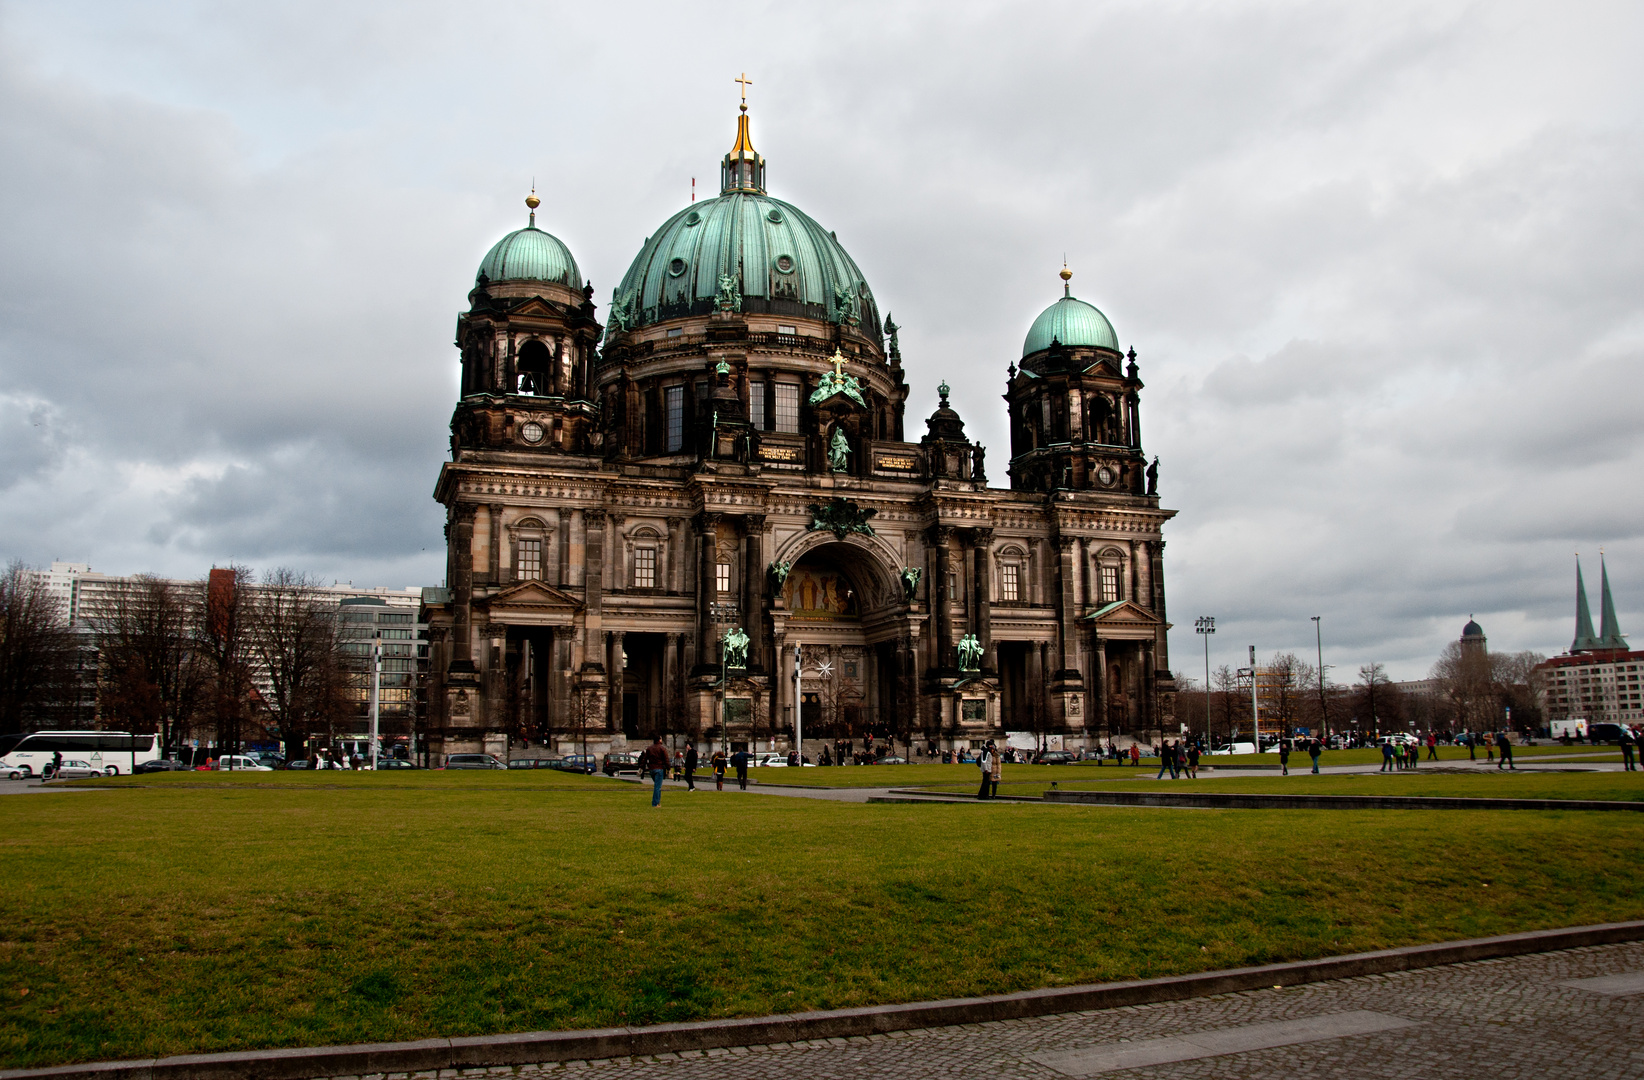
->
[989, 739, 1003, 797]
[638, 736, 670, 807]
[711, 748, 727, 790]
[1185, 740, 1201, 779]
[1279, 739, 1291, 776]
[1426, 733, 1439, 761]
[684, 743, 698, 791]
[731, 747, 751, 790]
[1466, 732, 1476, 761]
[976, 743, 993, 799]
[1620, 728, 1637, 772]
[50, 750, 63, 781]
[1129, 743, 1140, 767]
[1496, 730, 1515, 770]
[1308, 737, 1322, 774]
[1156, 741, 1173, 780]
[1380, 739, 1395, 773]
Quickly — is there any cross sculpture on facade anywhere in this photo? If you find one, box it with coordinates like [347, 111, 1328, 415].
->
[735, 72, 753, 110]
[831, 348, 846, 380]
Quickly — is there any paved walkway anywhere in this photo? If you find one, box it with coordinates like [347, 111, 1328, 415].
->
[328, 941, 1644, 1079]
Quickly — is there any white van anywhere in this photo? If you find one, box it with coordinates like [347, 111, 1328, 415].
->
[212, 755, 272, 771]
[1550, 718, 1587, 740]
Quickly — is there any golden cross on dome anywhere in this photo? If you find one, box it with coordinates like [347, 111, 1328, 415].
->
[735, 72, 753, 111]
[831, 349, 847, 378]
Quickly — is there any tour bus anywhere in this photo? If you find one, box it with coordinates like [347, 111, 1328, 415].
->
[0, 731, 163, 778]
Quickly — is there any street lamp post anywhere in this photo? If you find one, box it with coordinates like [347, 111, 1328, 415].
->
[1311, 616, 1328, 742]
[1195, 616, 1215, 745]
[1249, 645, 1261, 750]
[792, 642, 802, 760]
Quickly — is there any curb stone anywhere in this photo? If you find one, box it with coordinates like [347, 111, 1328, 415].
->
[1042, 790, 1644, 812]
[3, 921, 1642, 1080]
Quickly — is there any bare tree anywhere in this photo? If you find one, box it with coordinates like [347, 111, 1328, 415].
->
[0, 561, 77, 737]
[249, 568, 346, 761]
[197, 566, 257, 757]
[84, 575, 205, 753]
[1212, 664, 1242, 745]
[1267, 652, 1314, 740]
[1354, 663, 1402, 735]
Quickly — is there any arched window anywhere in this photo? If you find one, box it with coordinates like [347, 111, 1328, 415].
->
[517, 339, 553, 396]
[512, 517, 549, 582]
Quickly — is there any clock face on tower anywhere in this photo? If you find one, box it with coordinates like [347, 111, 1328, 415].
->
[520, 421, 545, 444]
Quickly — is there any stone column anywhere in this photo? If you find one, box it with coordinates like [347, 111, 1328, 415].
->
[972, 527, 994, 670]
[696, 512, 722, 671]
[569, 510, 586, 589]
[742, 514, 766, 672]
[450, 504, 477, 672]
[487, 504, 504, 585]
[608, 630, 626, 733]
[609, 514, 626, 593]
[928, 525, 953, 673]
[1054, 535, 1080, 676]
[584, 510, 605, 617]
[664, 632, 682, 734]
[666, 517, 685, 593]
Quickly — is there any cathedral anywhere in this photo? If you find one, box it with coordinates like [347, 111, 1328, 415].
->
[421, 95, 1177, 762]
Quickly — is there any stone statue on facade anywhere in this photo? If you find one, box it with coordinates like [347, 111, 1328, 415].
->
[884, 313, 902, 364]
[721, 626, 750, 669]
[608, 289, 632, 332]
[828, 426, 851, 472]
[810, 349, 868, 409]
[1146, 456, 1159, 496]
[956, 633, 983, 671]
[716, 272, 742, 313]
[768, 561, 791, 590]
[832, 280, 859, 325]
[900, 566, 922, 602]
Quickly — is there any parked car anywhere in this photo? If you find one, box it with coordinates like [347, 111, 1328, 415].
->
[134, 758, 190, 774]
[44, 759, 103, 780]
[212, 755, 273, 771]
[1033, 750, 1077, 765]
[878, 755, 908, 765]
[754, 753, 788, 767]
[602, 752, 642, 776]
[284, 759, 312, 769]
[508, 757, 558, 770]
[1384, 732, 1420, 746]
[1078, 748, 1105, 761]
[441, 753, 506, 770]
[1589, 723, 1626, 744]
[555, 754, 598, 774]
[375, 758, 421, 769]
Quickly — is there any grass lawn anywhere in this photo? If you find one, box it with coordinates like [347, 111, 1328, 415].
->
[1198, 745, 1620, 767]
[738, 763, 1101, 788]
[2, 772, 1642, 1068]
[910, 770, 1644, 801]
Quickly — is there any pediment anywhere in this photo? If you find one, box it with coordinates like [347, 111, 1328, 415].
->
[488, 580, 584, 612]
[515, 299, 556, 318]
[1082, 600, 1162, 636]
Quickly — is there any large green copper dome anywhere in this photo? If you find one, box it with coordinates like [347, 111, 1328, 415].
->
[1022, 280, 1119, 357]
[476, 208, 581, 288]
[611, 191, 879, 335]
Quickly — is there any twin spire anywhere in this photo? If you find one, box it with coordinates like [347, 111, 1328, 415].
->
[1573, 553, 1627, 652]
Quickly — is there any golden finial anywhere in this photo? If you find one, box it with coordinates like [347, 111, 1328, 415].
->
[1060, 260, 1072, 296]
[525, 185, 539, 226]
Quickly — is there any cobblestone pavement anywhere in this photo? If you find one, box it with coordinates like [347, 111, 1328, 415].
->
[324, 942, 1644, 1079]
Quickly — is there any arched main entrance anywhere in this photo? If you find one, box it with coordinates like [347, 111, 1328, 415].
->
[775, 539, 915, 753]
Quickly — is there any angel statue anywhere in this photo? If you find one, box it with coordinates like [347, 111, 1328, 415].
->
[900, 566, 922, 602]
[956, 633, 983, 671]
[828, 426, 851, 472]
[721, 626, 750, 670]
[716, 272, 742, 313]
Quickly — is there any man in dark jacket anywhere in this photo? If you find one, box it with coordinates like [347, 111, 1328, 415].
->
[1496, 730, 1515, 771]
[638, 737, 670, 806]
[731, 748, 752, 790]
[684, 744, 698, 790]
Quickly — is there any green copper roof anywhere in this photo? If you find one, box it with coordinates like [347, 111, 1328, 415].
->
[611, 191, 878, 334]
[476, 222, 581, 288]
[1022, 293, 1119, 357]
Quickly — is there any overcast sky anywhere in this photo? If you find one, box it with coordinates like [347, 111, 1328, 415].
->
[1, 0, 1640, 680]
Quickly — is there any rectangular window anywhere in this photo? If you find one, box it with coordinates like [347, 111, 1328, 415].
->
[665, 386, 684, 452]
[716, 562, 731, 595]
[1001, 563, 1020, 602]
[947, 571, 957, 601]
[748, 380, 766, 430]
[774, 382, 800, 433]
[1099, 565, 1119, 603]
[778, 324, 797, 335]
[633, 547, 656, 589]
[518, 539, 542, 580]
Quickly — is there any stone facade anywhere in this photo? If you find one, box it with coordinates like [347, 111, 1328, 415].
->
[421, 112, 1175, 763]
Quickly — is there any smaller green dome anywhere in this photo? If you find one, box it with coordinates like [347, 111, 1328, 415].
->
[476, 222, 581, 288]
[1022, 292, 1119, 357]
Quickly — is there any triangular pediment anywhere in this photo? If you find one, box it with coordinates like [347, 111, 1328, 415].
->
[515, 299, 555, 317]
[488, 580, 584, 611]
[1082, 600, 1162, 630]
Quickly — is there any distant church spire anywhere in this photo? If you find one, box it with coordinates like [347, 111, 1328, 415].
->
[722, 72, 766, 194]
[1598, 551, 1628, 649]
[1573, 555, 1601, 653]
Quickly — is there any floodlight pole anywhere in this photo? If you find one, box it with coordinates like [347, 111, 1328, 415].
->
[1249, 645, 1261, 751]
[793, 642, 802, 761]
[1195, 616, 1215, 745]
[368, 631, 381, 770]
[1311, 616, 1328, 742]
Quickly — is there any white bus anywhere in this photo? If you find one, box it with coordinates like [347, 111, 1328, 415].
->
[0, 731, 163, 777]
